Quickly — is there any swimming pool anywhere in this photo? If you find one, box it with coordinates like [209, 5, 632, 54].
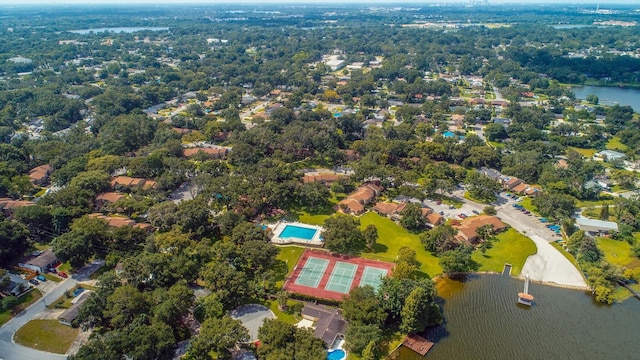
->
[327, 349, 346, 360]
[279, 225, 318, 241]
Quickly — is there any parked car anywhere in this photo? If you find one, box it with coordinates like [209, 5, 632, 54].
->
[436, 200, 442, 205]
[58, 272, 68, 278]
[472, 210, 480, 215]
[439, 211, 445, 215]
[458, 213, 467, 219]
[29, 279, 39, 285]
[36, 275, 47, 282]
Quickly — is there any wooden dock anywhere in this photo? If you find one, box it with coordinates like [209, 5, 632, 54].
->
[518, 275, 534, 306]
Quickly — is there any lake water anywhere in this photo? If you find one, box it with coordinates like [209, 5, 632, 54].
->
[68, 27, 169, 34]
[570, 85, 640, 112]
[396, 274, 640, 360]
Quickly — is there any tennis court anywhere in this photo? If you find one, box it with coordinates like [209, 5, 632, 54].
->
[324, 262, 358, 294]
[294, 257, 329, 288]
[359, 266, 388, 290]
[283, 249, 395, 301]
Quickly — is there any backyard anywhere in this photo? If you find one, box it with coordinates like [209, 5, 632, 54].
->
[14, 319, 78, 354]
[359, 212, 443, 277]
[472, 228, 537, 276]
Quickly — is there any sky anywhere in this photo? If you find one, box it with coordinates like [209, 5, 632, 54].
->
[1, 0, 639, 5]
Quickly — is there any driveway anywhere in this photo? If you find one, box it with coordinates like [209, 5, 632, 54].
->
[456, 191, 589, 289]
[0, 278, 77, 360]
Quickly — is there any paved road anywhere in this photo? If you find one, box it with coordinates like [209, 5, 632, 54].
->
[0, 278, 77, 360]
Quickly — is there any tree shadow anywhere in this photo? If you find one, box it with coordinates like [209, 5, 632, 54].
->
[372, 243, 388, 254]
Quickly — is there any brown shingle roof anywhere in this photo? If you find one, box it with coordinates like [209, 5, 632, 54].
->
[96, 192, 125, 203]
[454, 215, 507, 242]
[0, 197, 35, 210]
[301, 303, 347, 346]
[28, 164, 53, 183]
[426, 213, 444, 226]
[182, 147, 228, 158]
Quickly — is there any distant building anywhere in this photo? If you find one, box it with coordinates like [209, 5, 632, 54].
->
[575, 217, 618, 235]
[594, 150, 625, 163]
[28, 164, 53, 186]
[2, 273, 29, 296]
[454, 215, 507, 244]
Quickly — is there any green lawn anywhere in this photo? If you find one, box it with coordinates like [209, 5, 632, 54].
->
[596, 238, 640, 269]
[606, 137, 628, 151]
[358, 212, 442, 277]
[569, 147, 596, 158]
[296, 212, 330, 226]
[43, 273, 61, 282]
[472, 228, 537, 276]
[275, 245, 305, 275]
[14, 319, 78, 354]
[518, 197, 538, 214]
[0, 290, 42, 326]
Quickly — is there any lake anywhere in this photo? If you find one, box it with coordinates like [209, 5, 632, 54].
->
[68, 27, 169, 34]
[570, 85, 640, 112]
[397, 274, 640, 360]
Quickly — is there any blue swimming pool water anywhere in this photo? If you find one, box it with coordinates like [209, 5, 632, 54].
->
[279, 225, 318, 240]
[327, 349, 346, 360]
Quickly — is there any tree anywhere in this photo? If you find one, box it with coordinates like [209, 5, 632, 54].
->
[484, 123, 508, 142]
[187, 316, 248, 359]
[586, 94, 599, 105]
[532, 191, 576, 220]
[2, 296, 19, 310]
[341, 286, 386, 325]
[439, 246, 479, 274]
[420, 225, 458, 255]
[345, 322, 382, 356]
[0, 216, 30, 267]
[104, 285, 149, 329]
[393, 246, 419, 280]
[483, 205, 497, 215]
[323, 215, 365, 255]
[399, 286, 442, 333]
[465, 172, 500, 203]
[599, 204, 610, 221]
[363, 224, 378, 251]
[257, 319, 326, 360]
[361, 341, 379, 360]
[399, 203, 426, 231]
[298, 182, 330, 208]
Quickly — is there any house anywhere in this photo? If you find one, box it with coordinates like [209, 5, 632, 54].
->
[451, 114, 465, 127]
[502, 177, 523, 191]
[28, 164, 53, 186]
[87, 213, 154, 231]
[492, 117, 511, 127]
[594, 150, 626, 163]
[301, 303, 347, 346]
[373, 202, 407, 218]
[338, 183, 383, 215]
[58, 291, 91, 326]
[454, 215, 507, 244]
[0, 198, 35, 216]
[555, 159, 569, 169]
[425, 212, 444, 227]
[1, 273, 29, 296]
[478, 167, 502, 182]
[110, 176, 156, 190]
[95, 192, 125, 207]
[18, 249, 58, 273]
[182, 147, 229, 159]
[303, 173, 346, 185]
[575, 217, 618, 235]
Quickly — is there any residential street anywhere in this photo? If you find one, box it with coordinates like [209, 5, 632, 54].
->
[0, 278, 77, 360]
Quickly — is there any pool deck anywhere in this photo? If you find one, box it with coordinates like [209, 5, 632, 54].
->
[269, 221, 324, 246]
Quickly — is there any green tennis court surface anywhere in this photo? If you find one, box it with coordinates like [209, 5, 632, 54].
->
[359, 266, 388, 290]
[325, 262, 357, 294]
[294, 257, 329, 288]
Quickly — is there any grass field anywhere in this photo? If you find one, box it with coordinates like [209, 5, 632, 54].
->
[569, 147, 596, 158]
[14, 319, 78, 354]
[606, 137, 628, 151]
[276, 245, 305, 275]
[358, 212, 443, 277]
[597, 238, 640, 269]
[0, 290, 42, 326]
[472, 228, 537, 276]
